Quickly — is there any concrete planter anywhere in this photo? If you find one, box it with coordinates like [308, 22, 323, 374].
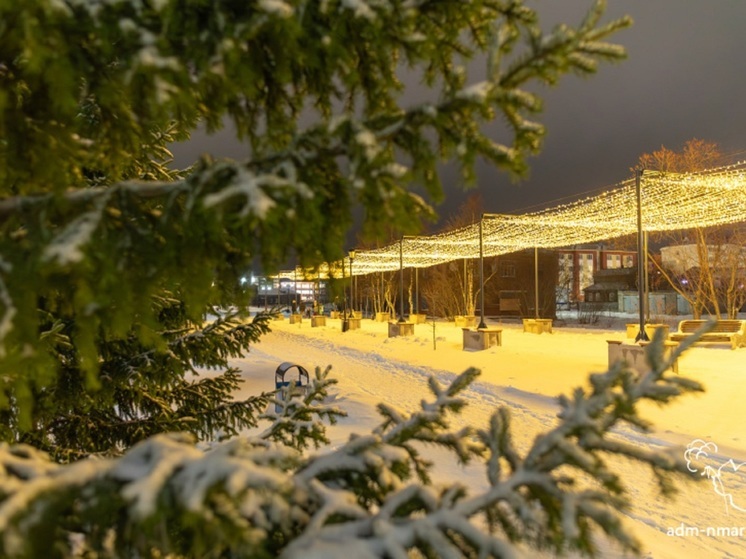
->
[311, 316, 326, 327]
[454, 315, 477, 328]
[289, 314, 303, 324]
[388, 321, 415, 337]
[342, 317, 362, 331]
[375, 312, 391, 322]
[408, 313, 427, 324]
[625, 323, 670, 340]
[607, 339, 679, 373]
[522, 318, 553, 334]
[462, 327, 502, 351]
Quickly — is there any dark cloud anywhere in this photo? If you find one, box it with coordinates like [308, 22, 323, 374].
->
[481, 0, 746, 212]
[171, 1, 746, 230]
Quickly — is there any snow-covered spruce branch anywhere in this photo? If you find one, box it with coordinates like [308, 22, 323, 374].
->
[24, 309, 279, 460]
[0, 258, 16, 357]
[500, 0, 630, 89]
[96, 307, 272, 373]
[260, 366, 347, 451]
[168, 310, 274, 366]
[286, 337, 703, 558]
[295, 368, 483, 489]
[0, 338, 705, 557]
[0, 4, 631, 275]
[0, 179, 185, 221]
[1, 7, 627, 226]
[0, 370, 346, 556]
[0, 82, 518, 216]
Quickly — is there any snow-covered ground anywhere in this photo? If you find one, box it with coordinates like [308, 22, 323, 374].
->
[230, 312, 746, 559]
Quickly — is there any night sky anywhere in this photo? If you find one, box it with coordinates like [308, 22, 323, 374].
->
[170, 1, 746, 231]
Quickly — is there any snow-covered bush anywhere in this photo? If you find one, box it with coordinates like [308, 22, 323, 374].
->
[0, 333, 703, 558]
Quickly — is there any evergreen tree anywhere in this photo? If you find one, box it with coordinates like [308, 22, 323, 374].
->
[0, 1, 709, 557]
[0, 0, 631, 457]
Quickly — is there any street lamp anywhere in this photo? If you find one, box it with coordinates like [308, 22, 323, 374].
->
[341, 259, 349, 332]
[478, 217, 487, 329]
[398, 238, 405, 323]
[634, 168, 649, 342]
[349, 250, 356, 315]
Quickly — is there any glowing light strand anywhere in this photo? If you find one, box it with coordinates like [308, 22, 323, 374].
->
[278, 163, 746, 279]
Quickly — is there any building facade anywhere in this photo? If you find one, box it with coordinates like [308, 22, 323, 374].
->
[482, 249, 559, 318]
[250, 276, 326, 308]
[557, 246, 637, 304]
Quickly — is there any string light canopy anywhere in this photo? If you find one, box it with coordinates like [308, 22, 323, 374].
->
[276, 162, 746, 279]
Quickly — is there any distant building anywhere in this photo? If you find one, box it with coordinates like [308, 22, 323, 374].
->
[582, 267, 637, 306]
[658, 243, 746, 314]
[250, 276, 326, 307]
[660, 243, 746, 275]
[557, 246, 637, 304]
[483, 249, 559, 318]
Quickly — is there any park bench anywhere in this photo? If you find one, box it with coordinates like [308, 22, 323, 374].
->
[669, 319, 746, 350]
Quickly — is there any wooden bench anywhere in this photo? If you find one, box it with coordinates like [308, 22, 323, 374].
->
[669, 319, 746, 350]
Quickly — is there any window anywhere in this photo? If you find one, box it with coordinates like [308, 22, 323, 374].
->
[582, 253, 594, 271]
[501, 262, 516, 278]
[606, 254, 621, 269]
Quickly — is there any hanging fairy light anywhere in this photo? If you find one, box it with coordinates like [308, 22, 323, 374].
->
[270, 162, 746, 279]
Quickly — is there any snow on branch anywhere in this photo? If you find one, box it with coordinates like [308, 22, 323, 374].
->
[0, 339, 707, 557]
[42, 191, 112, 266]
[0, 259, 16, 357]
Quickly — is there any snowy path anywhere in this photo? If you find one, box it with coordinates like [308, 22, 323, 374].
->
[230, 318, 746, 559]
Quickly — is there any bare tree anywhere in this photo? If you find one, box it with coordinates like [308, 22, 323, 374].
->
[362, 271, 398, 318]
[421, 262, 465, 319]
[420, 195, 485, 318]
[636, 139, 743, 318]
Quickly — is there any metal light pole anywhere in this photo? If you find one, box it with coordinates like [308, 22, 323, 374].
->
[635, 168, 649, 342]
[478, 217, 487, 329]
[293, 268, 297, 315]
[313, 273, 317, 316]
[349, 250, 356, 314]
[415, 268, 419, 315]
[342, 259, 349, 332]
[462, 258, 469, 316]
[398, 238, 405, 322]
[642, 231, 650, 322]
[534, 247, 540, 319]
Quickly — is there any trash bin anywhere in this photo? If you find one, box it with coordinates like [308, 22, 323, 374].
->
[274, 362, 310, 412]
